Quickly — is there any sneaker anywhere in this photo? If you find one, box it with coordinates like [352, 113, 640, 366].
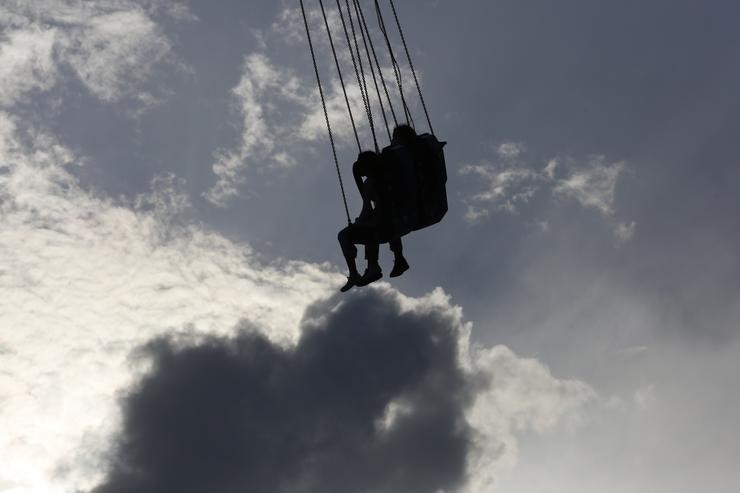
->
[389, 257, 409, 278]
[357, 265, 383, 287]
[340, 273, 362, 292]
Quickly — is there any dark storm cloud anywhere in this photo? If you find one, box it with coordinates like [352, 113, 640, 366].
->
[92, 289, 473, 493]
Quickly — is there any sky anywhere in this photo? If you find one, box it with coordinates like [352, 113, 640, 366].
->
[1, 0, 739, 492]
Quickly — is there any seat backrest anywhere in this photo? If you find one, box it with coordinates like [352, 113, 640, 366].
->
[380, 143, 419, 237]
[380, 133, 448, 236]
[412, 133, 448, 231]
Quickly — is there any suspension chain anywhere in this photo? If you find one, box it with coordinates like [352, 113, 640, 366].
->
[300, 0, 351, 224]
[389, 0, 435, 135]
[374, 0, 413, 127]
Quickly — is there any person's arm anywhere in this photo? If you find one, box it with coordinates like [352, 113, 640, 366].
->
[358, 178, 382, 225]
[353, 162, 373, 217]
[353, 163, 365, 200]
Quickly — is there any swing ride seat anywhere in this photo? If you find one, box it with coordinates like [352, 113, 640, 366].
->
[380, 133, 448, 237]
[380, 142, 418, 237]
[412, 133, 448, 231]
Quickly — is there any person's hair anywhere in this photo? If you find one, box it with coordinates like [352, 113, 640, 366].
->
[392, 124, 417, 145]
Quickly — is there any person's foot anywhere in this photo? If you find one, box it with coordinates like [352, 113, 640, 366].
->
[357, 265, 383, 286]
[340, 272, 362, 292]
[389, 257, 410, 278]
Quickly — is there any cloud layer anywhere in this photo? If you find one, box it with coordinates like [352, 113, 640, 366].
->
[90, 287, 594, 493]
[92, 289, 472, 493]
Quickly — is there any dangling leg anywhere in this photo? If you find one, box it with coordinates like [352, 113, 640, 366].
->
[357, 241, 383, 286]
[389, 237, 409, 278]
[338, 226, 362, 292]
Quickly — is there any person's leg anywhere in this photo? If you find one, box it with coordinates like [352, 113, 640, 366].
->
[357, 233, 382, 287]
[389, 237, 403, 259]
[389, 237, 410, 278]
[338, 227, 362, 292]
[365, 243, 380, 268]
[338, 226, 359, 275]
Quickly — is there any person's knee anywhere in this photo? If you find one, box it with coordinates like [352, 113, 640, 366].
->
[338, 227, 349, 243]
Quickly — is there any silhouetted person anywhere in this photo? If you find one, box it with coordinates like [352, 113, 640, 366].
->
[391, 123, 417, 147]
[338, 151, 409, 292]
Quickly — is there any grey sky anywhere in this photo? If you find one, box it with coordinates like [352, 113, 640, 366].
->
[1, 1, 739, 492]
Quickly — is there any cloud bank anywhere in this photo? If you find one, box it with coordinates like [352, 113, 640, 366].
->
[92, 290, 471, 493]
[91, 288, 593, 493]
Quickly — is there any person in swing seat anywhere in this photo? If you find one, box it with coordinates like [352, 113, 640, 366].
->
[338, 150, 410, 292]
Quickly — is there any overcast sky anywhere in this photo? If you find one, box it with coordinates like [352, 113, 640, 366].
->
[1, 1, 739, 492]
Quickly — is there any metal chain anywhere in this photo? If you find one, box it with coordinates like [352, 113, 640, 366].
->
[336, 0, 371, 147]
[374, 0, 413, 127]
[389, 0, 435, 135]
[300, 0, 351, 225]
[318, 0, 361, 152]
[346, 0, 378, 151]
[354, 0, 398, 134]
[352, 0, 388, 149]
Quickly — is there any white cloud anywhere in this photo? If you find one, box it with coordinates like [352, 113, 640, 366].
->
[543, 158, 558, 179]
[464, 345, 595, 492]
[205, 53, 312, 206]
[553, 156, 625, 216]
[0, 0, 190, 109]
[476, 166, 540, 211]
[62, 9, 173, 102]
[0, 28, 58, 106]
[614, 220, 637, 244]
[461, 145, 635, 240]
[464, 205, 490, 223]
[497, 142, 525, 160]
[460, 146, 545, 214]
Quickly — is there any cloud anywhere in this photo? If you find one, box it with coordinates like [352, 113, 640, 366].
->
[62, 9, 173, 102]
[614, 220, 637, 244]
[552, 156, 626, 216]
[0, 0, 190, 109]
[88, 287, 594, 493]
[461, 143, 634, 241]
[90, 289, 472, 493]
[0, 27, 58, 106]
[460, 161, 541, 214]
[205, 53, 313, 206]
[497, 142, 525, 160]
[465, 345, 595, 491]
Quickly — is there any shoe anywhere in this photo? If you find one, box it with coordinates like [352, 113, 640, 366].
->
[357, 265, 383, 287]
[340, 273, 362, 292]
[389, 257, 409, 278]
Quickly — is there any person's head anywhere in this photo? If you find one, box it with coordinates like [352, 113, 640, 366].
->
[391, 124, 417, 146]
[354, 151, 382, 177]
